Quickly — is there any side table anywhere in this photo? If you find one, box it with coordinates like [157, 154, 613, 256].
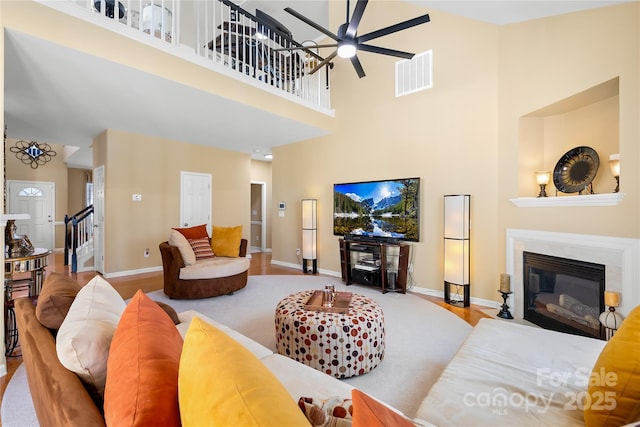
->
[4, 248, 50, 356]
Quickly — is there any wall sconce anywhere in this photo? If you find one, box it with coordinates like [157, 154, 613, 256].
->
[599, 291, 623, 340]
[535, 171, 551, 197]
[301, 199, 317, 274]
[608, 154, 620, 193]
[443, 194, 470, 307]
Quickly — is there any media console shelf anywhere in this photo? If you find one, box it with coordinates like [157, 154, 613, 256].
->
[339, 238, 410, 294]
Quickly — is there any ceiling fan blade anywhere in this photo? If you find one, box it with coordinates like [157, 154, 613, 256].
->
[273, 44, 338, 52]
[358, 14, 430, 43]
[310, 51, 338, 75]
[357, 43, 415, 59]
[346, 0, 368, 39]
[284, 7, 339, 41]
[350, 55, 366, 78]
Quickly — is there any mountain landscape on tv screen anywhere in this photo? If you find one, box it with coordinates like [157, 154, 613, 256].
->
[333, 178, 420, 242]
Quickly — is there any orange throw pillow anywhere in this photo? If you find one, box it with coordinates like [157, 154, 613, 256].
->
[104, 290, 183, 426]
[351, 389, 414, 427]
[173, 224, 209, 240]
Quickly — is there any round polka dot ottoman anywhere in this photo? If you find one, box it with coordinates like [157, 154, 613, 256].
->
[275, 290, 385, 378]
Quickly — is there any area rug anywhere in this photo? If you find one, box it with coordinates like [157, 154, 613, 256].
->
[1, 275, 472, 425]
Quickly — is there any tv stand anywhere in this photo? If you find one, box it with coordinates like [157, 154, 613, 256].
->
[339, 238, 410, 294]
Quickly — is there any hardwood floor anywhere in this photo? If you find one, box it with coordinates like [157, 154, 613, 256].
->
[0, 251, 489, 421]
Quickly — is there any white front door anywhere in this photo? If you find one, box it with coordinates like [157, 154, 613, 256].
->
[180, 172, 212, 233]
[7, 180, 55, 250]
[93, 166, 105, 274]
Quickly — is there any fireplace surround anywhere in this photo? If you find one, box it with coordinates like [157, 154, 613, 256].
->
[506, 229, 639, 325]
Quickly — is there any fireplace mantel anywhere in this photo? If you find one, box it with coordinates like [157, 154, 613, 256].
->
[510, 193, 625, 208]
[506, 229, 639, 319]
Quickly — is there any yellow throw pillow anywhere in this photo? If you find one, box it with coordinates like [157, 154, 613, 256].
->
[211, 225, 242, 257]
[179, 317, 310, 427]
[584, 305, 640, 427]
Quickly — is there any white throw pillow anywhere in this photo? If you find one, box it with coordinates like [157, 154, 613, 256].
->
[56, 275, 126, 397]
[169, 229, 197, 266]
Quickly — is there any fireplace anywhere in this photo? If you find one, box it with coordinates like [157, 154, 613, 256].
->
[523, 251, 605, 339]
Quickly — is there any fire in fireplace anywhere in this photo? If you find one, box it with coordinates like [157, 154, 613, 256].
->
[523, 251, 605, 340]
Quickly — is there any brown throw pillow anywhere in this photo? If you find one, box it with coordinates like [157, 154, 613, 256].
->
[155, 301, 181, 325]
[35, 273, 82, 329]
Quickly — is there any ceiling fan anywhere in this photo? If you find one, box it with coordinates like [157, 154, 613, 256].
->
[282, 0, 430, 78]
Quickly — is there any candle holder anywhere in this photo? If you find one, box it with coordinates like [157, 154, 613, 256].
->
[497, 290, 514, 319]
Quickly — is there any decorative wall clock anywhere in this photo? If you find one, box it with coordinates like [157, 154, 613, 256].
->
[553, 146, 599, 194]
[10, 140, 57, 169]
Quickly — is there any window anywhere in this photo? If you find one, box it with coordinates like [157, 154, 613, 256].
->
[18, 187, 43, 197]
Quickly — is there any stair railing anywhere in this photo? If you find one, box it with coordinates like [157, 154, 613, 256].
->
[64, 205, 94, 273]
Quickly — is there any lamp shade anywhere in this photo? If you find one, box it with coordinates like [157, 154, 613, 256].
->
[444, 239, 469, 285]
[301, 199, 317, 260]
[609, 154, 620, 177]
[535, 171, 551, 185]
[444, 195, 469, 240]
[604, 291, 620, 307]
[443, 195, 470, 286]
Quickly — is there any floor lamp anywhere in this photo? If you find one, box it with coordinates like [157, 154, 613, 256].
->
[302, 199, 317, 274]
[443, 194, 470, 307]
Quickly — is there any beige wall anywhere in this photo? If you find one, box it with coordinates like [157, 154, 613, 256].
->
[273, 2, 500, 296]
[272, 2, 640, 305]
[93, 129, 250, 274]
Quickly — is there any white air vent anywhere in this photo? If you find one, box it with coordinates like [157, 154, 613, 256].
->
[395, 50, 433, 97]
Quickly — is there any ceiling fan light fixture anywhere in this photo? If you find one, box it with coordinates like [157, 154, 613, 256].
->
[337, 42, 356, 58]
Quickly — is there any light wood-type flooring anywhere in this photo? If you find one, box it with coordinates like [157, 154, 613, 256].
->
[0, 251, 490, 424]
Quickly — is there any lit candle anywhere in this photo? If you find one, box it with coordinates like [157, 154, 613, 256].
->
[604, 291, 620, 308]
[500, 274, 511, 293]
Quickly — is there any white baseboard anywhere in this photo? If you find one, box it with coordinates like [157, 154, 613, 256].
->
[409, 286, 499, 308]
[102, 266, 163, 279]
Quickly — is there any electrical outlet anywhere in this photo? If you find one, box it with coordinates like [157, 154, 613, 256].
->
[144, 248, 150, 257]
[296, 248, 301, 256]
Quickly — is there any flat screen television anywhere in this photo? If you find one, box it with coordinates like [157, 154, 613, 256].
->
[333, 178, 420, 242]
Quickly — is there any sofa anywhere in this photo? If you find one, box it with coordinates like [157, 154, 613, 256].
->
[13, 271, 640, 426]
[414, 311, 640, 427]
[159, 238, 250, 299]
[13, 274, 416, 427]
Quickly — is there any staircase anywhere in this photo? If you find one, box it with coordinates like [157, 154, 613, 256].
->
[64, 205, 94, 273]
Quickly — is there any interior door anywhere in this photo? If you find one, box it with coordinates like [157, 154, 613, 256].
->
[7, 180, 55, 250]
[180, 172, 212, 233]
[93, 166, 105, 274]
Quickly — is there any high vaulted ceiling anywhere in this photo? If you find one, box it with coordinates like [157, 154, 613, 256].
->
[4, 1, 634, 168]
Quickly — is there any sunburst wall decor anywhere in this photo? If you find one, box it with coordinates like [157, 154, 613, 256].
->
[10, 140, 57, 169]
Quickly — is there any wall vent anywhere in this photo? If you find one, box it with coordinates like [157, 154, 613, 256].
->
[395, 49, 433, 97]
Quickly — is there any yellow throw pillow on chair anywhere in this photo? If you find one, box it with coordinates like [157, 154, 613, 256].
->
[211, 225, 242, 257]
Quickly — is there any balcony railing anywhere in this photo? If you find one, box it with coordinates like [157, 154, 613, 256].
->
[55, 0, 332, 110]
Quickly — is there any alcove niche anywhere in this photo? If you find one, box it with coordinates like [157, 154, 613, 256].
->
[512, 77, 623, 207]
